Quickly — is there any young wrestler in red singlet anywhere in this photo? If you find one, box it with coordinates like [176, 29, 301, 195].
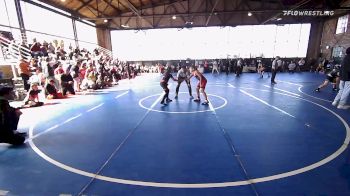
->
[188, 66, 209, 105]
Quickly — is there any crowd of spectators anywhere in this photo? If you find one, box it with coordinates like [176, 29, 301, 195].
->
[15, 38, 144, 107]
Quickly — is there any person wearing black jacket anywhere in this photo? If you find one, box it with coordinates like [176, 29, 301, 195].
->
[61, 71, 75, 96]
[0, 86, 25, 145]
[333, 47, 350, 109]
[160, 67, 177, 105]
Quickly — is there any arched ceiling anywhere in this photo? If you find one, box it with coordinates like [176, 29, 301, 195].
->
[30, 0, 350, 29]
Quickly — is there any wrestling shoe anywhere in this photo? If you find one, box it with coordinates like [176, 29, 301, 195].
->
[166, 99, 172, 103]
[337, 105, 350, 109]
[202, 101, 209, 105]
[315, 88, 320, 92]
[193, 99, 201, 102]
[15, 132, 28, 137]
[175, 95, 178, 99]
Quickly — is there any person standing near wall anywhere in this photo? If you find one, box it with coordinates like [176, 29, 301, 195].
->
[212, 59, 219, 74]
[332, 47, 350, 109]
[271, 56, 281, 84]
[297, 58, 305, 72]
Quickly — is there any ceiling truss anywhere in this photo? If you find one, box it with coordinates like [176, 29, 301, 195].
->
[29, 0, 350, 30]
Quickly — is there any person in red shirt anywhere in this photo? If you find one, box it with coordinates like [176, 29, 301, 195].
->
[17, 58, 32, 91]
[188, 66, 209, 105]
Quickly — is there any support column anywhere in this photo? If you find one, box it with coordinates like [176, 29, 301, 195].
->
[72, 19, 79, 48]
[96, 27, 112, 51]
[14, 0, 27, 44]
[306, 20, 324, 68]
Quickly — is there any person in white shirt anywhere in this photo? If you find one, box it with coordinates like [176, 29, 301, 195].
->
[175, 66, 193, 99]
[212, 60, 219, 74]
[288, 61, 297, 73]
[236, 58, 244, 77]
[297, 58, 305, 72]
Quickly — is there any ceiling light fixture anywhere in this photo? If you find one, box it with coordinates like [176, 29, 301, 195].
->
[121, 24, 130, 28]
[276, 18, 282, 21]
[248, 12, 252, 16]
[103, 19, 108, 23]
[172, 15, 177, 20]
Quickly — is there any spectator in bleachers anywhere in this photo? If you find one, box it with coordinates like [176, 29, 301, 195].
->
[23, 83, 44, 107]
[29, 67, 45, 87]
[41, 57, 51, 78]
[288, 61, 297, 73]
[54, 62, 65, 91]
[81, 64, 97, 90]
[60, 69, 75, 96]
[17, 58, 32, 91]
[47, 42, 55, 54]
[40, 41, 49, 57]
[297, 58, 305, 72]
[45, 79, 63, 99]
[110, 65, 119, 84]
[30, 57, 39, 70]
[70, 60, 81, 92]
[30, 38, 42, 57]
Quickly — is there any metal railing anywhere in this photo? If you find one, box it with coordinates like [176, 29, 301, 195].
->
[1, 34, 116, 78]
[0, 35, 32, 80]
[0, 35, 31, 62]
[97, 46, 113, 59]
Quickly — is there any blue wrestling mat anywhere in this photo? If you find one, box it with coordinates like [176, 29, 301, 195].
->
[1, 72, 350, 196]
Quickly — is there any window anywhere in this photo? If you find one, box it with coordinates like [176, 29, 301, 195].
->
[336, 15, 348, 34]
[332, 46, 343, 57]
[0, 0, 20, 28]
[111, 24, 311, 60]
[21, 1, 75, 42]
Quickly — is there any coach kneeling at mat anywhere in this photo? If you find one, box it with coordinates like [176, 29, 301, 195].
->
[0, 86, 26, 145]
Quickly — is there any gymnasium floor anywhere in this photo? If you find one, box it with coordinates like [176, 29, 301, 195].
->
[1, 72, 350, 196]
